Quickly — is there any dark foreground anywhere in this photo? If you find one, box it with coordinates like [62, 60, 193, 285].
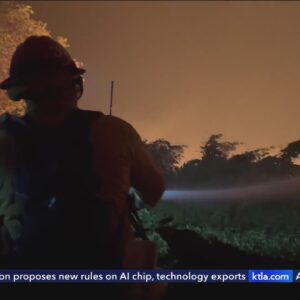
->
[158, 227, 300, 269]
[157, 227, 298, 298]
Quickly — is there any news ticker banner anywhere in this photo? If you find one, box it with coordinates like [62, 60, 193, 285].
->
[0, 270, 300, 283]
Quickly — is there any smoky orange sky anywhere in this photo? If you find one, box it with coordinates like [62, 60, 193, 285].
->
[26, 1, 300, 162]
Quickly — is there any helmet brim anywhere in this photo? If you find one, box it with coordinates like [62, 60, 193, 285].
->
[2, 67, 86, 101]
[0, 67, 85, 90]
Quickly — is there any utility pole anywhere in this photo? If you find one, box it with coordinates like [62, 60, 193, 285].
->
[109, 80, 114, 116]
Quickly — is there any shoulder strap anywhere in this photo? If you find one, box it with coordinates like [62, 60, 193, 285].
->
[0, 110, 104, 201]
[0, 110, 104, 137]
[68, 109, 104, 133]
[74, 109, 104, 123]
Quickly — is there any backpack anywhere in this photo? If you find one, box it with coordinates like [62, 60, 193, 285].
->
[0, 109, 118, 267]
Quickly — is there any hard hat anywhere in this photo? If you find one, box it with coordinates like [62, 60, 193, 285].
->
[0, 36, 85, 100]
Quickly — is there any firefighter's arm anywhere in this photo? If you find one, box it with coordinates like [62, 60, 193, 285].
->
[127, 125, 166, 208]
[90, 115, 165, 227]
[89, 115, 132, 233]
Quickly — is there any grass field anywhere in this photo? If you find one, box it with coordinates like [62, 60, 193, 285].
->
[140, 182, 300, 264]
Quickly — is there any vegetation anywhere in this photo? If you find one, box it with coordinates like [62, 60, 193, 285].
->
[142, 135, 300, 266]
[145, 133, 300, 189]
[144, 197, 300, 262]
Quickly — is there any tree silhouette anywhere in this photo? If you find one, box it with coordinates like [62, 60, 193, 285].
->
[201, 134, 239, 163]
[280, 140, 300, 164]
[144, 138, 185, 179]
[174, 135, 300, 189]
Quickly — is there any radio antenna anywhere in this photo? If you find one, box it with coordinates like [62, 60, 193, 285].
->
[109, 80, 114, 116]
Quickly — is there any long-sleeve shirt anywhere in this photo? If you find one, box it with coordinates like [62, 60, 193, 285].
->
[90, 114, 165, 238]
[91, 115, 165, 209]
